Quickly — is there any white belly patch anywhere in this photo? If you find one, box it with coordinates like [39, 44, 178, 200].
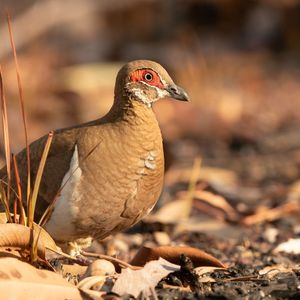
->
[44, 145, 82, 241]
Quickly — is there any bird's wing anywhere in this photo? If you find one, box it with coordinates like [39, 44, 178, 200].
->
[0, 128, 79, 221]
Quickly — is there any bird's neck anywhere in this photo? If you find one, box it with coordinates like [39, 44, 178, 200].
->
[107, 94, 158, 127]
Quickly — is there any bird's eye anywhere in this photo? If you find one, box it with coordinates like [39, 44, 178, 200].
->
[144, 72, 153, 81]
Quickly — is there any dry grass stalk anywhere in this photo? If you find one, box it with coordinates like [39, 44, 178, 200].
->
[0, 15, 58, 263]
[0, 67, 13, 223]
[0, 184, 11, 223]
[28, 132, 53, 229]
[182, 156, 202, 219]
[12, 155, 26, 225]
[30, 226, 43, 263]
[7, 13, 32, 209]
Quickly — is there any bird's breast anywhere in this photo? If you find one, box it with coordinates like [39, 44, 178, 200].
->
[45, 120, 165, 242]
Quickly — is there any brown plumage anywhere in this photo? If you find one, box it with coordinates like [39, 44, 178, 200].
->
[0, 60, 189, 253]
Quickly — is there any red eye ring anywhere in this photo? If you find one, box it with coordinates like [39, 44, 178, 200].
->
[144, 72, 153, 81]
[130, 69, 164, 89]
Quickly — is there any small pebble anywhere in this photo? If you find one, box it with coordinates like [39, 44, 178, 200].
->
[293, 225, 300, 235]
[154, 231, 171, 246]
[84, 259, 115, 277]
[112, 238, 129, 254]
[263, 227, 278, 243]
[129, 233, 144, 246]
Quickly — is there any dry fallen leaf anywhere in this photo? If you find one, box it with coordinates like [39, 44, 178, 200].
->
[148, 189, 239, 224]
[77, 275, 106, 290]
[273, 238, 300, 254]
[192, 190, 239, 222]
[194, 266, 226, 283]
[0, 257, 82, 299]
[0, 223, 58, 259]
[130, 246, 225, 268]
[259, 265, 296, 279]
[165, 166, 238, 188]
[62, 263, 88, 278]
[112, 257, 179, 298]
[242, 202, 300, 225]
[194, 266, 226, 276]
[147, 199, 188, 223]
[79, 288, 106, 299]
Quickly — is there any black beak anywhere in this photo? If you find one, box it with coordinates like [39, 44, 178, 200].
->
[167, 84, 190, 101]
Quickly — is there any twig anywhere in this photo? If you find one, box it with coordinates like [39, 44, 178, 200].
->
[222, 275, 265, 282]
[81, 250, 142, 270]
[161, 284, 191, 292]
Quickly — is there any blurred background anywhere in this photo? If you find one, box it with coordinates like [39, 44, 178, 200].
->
[1, 0, 300, 235]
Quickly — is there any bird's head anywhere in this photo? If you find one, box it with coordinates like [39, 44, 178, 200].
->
[115, 60, 190, 108]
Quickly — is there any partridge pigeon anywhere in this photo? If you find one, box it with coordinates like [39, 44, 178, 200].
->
[0, 60, 189, 253]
